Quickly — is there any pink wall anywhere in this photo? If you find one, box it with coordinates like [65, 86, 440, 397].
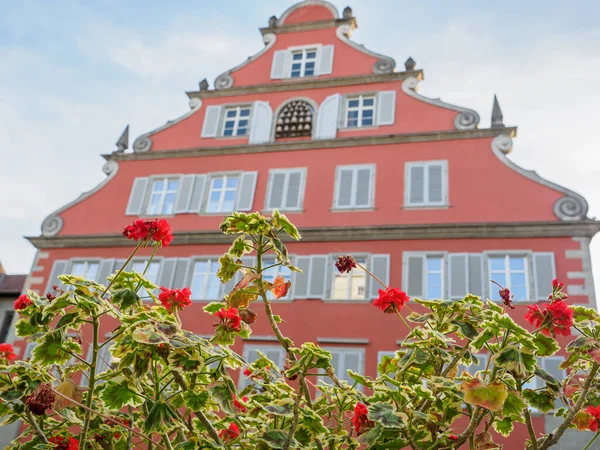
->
[281, 5, 335, 24]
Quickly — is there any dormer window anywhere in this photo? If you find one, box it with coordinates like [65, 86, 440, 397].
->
[290, 48, 317, 78]
[345, 95, 375, 128]
[222, 106, 251, 137]
[275, 101, 314, 138]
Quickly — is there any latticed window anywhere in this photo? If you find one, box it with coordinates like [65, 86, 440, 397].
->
[275, 101, 313, 139]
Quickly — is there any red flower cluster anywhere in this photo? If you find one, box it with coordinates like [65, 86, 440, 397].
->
[351, 402, 374, 435]
[232, 394, 249, 413]
[25, 382, 55, 415]
[549, 278, 568, 301]
[219, 423, 240, 441]
[0, 343, 17, 362]
[158, 287, 192, 313]
[123, 219, 173, 247]
[243, 368, 253, 377]
[525, 299, 573, 337]
[335, 255, 357, 274]
[587, 405, 600, 431]
[14, 294, 32, 311]
[498, 288, 515, 309]
[214, 307, 242, 332]
[373, 287, 409, 314]
[48, 436, 79, 450]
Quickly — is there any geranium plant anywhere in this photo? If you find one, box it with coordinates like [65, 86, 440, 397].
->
[1, 212, 600, 449]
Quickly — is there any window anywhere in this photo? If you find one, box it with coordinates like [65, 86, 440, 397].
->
[145, 178, 179, 215]
[190, 259, 221, 300]
[405, 161, 448, 207]
[331, 257, 367, 300]
[275, 101, 314, 139]
[290, 48, 317, 78]
[222, 106, 251, 137]
[262, 257, 292, 300]
[319, 348, 365, 391]
[522, 357, 565, 411]
[132, 260, 161, 298]
[488, 255, 529, 301]
[345, 95, 375, 128]
[239, 345, 286, 389]
[0, 311, 15, 343]
[206, 175, 239, 213]
[404, 253, 445, 300]
[265, 168, 306, 211]
[70, 261, 100, 281]
[333, 164, 375, 209]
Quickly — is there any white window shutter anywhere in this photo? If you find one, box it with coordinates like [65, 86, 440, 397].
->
[96, 259, 116, 286]
[235, 171, 258, 211]
[369, 254, 390, 299]
[355, 167, 373, 208]
[292, 256, 311, 299]
[335, 168, 354, 208]
[308, 255, 328, 299]
[468, 254, 484, 297]
[316, 94, 340, 139]
[174, 175, 196, 214]
[317, 45, 334, 75]
[376, 91, 396, 126]
[158, 258, 177, 288]
[249, 101, 273, 145]
[285, 170, 304, 209]
[201, 105, 222, 138]
[405, 255, 424, 298]
[533, 253, 556, 300]
[428, 164, 443, 204]
[270, 50, 289, 79]
[125, 177, 149, 216]
[188, 174, 207, 213]
[45, 260, 69, 292]
[172, 258, 191, 289]
[448, 254, 468, 299]
[407, 166, 425, 205]
[267, 172, 286, 210]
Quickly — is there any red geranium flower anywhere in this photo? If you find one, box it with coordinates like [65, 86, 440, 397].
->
[586, 405, 600, 431]
[14, 294, 32, 311]
[123, 219, 173, 247]
[122, 219, 149, 241]
[552, 278, 564, 291]
[219, 423, 240, 441]
[232, 394, 248, 413]
[48, 436, 79, 450]
[158, 287, 192, 313]
[373, 287, 409, 314]
[214, 307, 242, 332]
[449, 434, 459, 441]
[335, 255, 357, 273]
[498, 288, 515, 309]
[0, 343, 17, 362]
[351, 402, 374, 435]
[243, 368, 253, 377]
[525, 300, 573, 337]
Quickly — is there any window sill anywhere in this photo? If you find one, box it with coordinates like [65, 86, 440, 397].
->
[322, 299, 371, 304]
[338, 125, 380, 131]
[198, 211, 236, 216]
[213, 135, 250, 140]
[402, 204, 450, 210]
[330, 207, 375, 213]
[261, 209, 304, 214]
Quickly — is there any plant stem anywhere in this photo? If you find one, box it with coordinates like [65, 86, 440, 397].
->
[583, 431, 600, 450]
[79, 315, 100, 448]
[135, 244, 159, 293]
[126, 406, 134, 450]
[101, 241, 143, 297]
[517, 380, 538, 450]
[25, 409, 48, 444]
[355, 260, 386, 289]
[539, 363, 600, 450]
[284, 373, 304, 450]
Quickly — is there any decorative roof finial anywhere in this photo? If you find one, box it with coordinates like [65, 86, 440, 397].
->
[491, 95, 504, 128]
[404, 57, 416, 71]
[199, 78, 209, 91]
[343, 7, 353, 19]
[116, 125, 129, 152]
[268, 15, 277, 28]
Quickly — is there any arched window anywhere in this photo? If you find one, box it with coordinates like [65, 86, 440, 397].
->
[275, 101, 314, 139]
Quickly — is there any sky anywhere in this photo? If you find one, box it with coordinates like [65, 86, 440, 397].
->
[0, 0, 599, 297]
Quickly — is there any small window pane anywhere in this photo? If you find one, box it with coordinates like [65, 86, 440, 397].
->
[427, 258, 442, 272]
[348, 99, 359, 108]
[489, 257, 505, 271]
[306, 51, 317, 59]
[363, 98, 374, 106]
[240, 109, 250, 117]
[293, 53, 302, 60]
[226, 110, 236, 118]
[510, 257, 525, 271]
[305, 62, 315, 69]
[167, 180, 179, 191]
[227, 177, 238, 189]
[362, 118, 373, 126]
[363, 110, 373, 118]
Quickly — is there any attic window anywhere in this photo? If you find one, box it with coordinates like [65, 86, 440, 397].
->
[275, 101, 313, 139]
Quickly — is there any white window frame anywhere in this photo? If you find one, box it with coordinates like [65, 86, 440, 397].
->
[333, 164, 376, 210]
[289, 46, 319, 78]
[402, 252, 447, 299]
[221, 105, 252, 137]
[145, 177, 180, 215]
[205, 173, 240, 213]
[330, 254, 369, 301]
[319, 347, 365, 392]
[404, 160, 449, 207]
[377, 351, 396, 367]
[188, 257, 222, 301]
[131, 259, 162, 297]
[264, 168, 307, 212]
[344, 94, 376, 128]
[69, 259, 102, 282]
[239, 344, 286, 388]
[485, 252, 531, 302]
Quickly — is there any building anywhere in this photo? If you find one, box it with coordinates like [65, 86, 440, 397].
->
[12, 1, 599, 447]
[0, 262, 26, 344]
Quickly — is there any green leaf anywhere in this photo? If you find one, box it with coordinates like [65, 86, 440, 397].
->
[228, 236, 254, 257]
[15, 319, 41, 337]
[523, 388, 556, 413]
[168, 349, 205, 373]
[534, 367, 561, 392]
[143, 401, 179, 433]
[217, 254, 239, 283]
[54, 313, 80, 331]
[460, 379, 508, 412]
[100, 378, 144, 410]
[492, 346, 536, 379]
[183, 390, 210, 411]
[271, 209, 301, 240]
[486, 300, 504, 314]
[358, 424, 383, 446]
[471, 329, 495, 351]
[572, 305, 600, 325]
[493, 417, 514, 436]
[348, 370, 373, 388]
[203, 301, 226, 314]
[208, 382, 236, 413]
[453, 320, 478, 339]
[260, 430, 300, 449]
[112, 288, 141, 310]
[31, 332, 75, 366]
[263, 398, 295, 417]
[368, 403, 402, 428]
[132, 325, 168, 345]
[502, 391, 527, 417]
[532, 334, 560, 357]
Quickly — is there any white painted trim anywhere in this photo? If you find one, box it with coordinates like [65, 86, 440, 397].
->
[532, 252, 557, 300]
[402, 251, 448, 299]
[404, 160, 449, 207]
[277, 0, 339, 25]
[332, 163, 376, 210]
[320, 346, 365, 391]
[448, 253, 469, 300]
[186, 256, 224, 301]
[219, 104, 254, 138]
[317, 338, 369, 344]
[483, 251, 532, 302]
[342, 93, 377, 128]
[264, 167, 307, 212]
[328, 253, 370, 301]
[335, 24, 396, 74]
